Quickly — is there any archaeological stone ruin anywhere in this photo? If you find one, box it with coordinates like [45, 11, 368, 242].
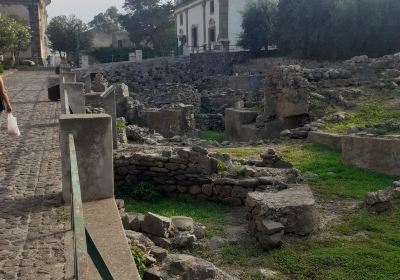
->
[46, 50, 400, 279]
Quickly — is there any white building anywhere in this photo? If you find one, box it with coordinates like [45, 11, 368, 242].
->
[174, 0, 250, 54]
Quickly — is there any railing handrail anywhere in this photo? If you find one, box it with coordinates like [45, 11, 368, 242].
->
[64, 89, 71, 114]
[100, 85, 116, 99]
[69, 134, 89, 279]
[64, 88, 116, 279]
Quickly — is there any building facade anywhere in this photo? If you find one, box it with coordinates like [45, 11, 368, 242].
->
[0, 0, 50, 64]
[174, 0, 250, 54]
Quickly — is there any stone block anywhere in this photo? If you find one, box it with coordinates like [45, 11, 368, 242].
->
[246, 185, 317, 235]
[142, 212, 172, 238]
[172, 216, 194, 232]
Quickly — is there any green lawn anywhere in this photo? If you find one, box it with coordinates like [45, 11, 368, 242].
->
[266, 202, 400, 280]
[125, 198, 230, 236]
[213, 144, 396, 198]
[278, 144, 396, 198]
[320, 101, 400, 134]
[200, 130, 225, 142]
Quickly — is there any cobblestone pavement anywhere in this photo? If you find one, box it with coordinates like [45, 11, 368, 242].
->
[0, 71, 67, 279]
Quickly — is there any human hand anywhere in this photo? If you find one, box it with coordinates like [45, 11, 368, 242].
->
[7, 105, 13, 113]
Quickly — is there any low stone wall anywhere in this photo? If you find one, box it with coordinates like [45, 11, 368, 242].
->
[195, 114, 224, 131]
[114, 147, 302, 206]
[307, 131, 343, 151]
[342, 135, 400, 176]
[87, 57, 194, 89]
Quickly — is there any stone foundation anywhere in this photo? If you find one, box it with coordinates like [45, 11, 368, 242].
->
[114, 147, 303, 206]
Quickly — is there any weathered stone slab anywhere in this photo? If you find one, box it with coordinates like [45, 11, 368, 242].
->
[246, 185, 317, 235]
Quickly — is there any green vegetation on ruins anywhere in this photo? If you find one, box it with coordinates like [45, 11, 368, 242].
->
[202, 202, 400, 280]
[212, 143, 396, 198]
[200, 130, 225, 142]
[320, 101, 400, 135]
[126, 199, 230, 237]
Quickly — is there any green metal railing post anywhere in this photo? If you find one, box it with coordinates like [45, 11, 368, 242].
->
[69, 134, 88, 279]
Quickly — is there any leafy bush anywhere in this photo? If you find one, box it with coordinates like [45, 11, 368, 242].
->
[116, 118, 126, 132]
[130, 245, 146, 277]
[131, 182, 161, 202]
[217, 160, 228, 173]
[231, 165, 247, 178]
[0, 64, 3, 74]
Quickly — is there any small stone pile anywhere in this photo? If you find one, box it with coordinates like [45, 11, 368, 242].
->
[91, 73, 109, 92]
[365, 181, 400, 213]
[122, 212, 205, 249]
[246, 149, 293, 168]
[125, 124, 165, 145]
[116, 200, 237, 280]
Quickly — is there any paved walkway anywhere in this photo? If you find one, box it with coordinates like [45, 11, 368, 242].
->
[0, 71, 67, 280]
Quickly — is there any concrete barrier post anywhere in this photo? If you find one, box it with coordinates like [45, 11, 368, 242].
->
[84, 74, 92, 93]
[60, 114, 114, 203]
[60, 83, 86, 114]
[85, 86, 118, 149]
[59, 72, 76, 84]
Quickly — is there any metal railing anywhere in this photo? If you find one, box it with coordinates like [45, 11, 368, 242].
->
[65, 92, 115, 280]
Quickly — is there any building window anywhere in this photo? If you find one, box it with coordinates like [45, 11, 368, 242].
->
[209, 28, 216, 43]
[180, 13, 183, 26]
[210, 0, 214, 14]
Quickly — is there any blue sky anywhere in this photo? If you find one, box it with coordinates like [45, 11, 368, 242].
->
[47, 0, 126, 23]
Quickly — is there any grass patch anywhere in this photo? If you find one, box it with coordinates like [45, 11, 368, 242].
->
[266, 202, 400, 280]
[125, 198, 230, 236]
[200, 130, 224, 142]
[212, 144, 396, 198]
[278, 144, 396, 198]
[211, 147, 265, 159]
[320, 101, 400, 134]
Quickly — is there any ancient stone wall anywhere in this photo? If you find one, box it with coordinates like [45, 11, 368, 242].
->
[87, 57, 194, 89]
[86, 52, 250, 90]
[195, 114, 225, 131]
[114, 147, 302, 206]
[136, 84, 201, 112]
[342, 135, 400, 176]
[137, 105, 197, 138]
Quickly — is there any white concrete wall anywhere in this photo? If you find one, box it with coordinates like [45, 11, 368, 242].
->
[175, 0, 251, 52]
[93, 32, 113, 48]
[205, 0, 219, 45]
[188, 3, 204, 47]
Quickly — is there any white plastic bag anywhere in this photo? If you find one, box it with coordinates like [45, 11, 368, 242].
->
[8, 113, 21, 136]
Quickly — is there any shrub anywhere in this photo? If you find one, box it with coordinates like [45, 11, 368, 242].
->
[131, 182, 161, 202]
[217, 160, 228, 173]
[116, 118, 126, 132]
[231, 165, 247, 178]
[0, 64, 3, 74]
[130, 245, 146, 277]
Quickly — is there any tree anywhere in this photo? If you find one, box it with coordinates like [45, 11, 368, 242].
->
[276, 0, 400, 60]
[47, 15, 93, 59]
[238, 0, 278, 55]
[89, 6, 122, 33]
[120, 0, 176, 53]
[0, 13, 31, 65]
